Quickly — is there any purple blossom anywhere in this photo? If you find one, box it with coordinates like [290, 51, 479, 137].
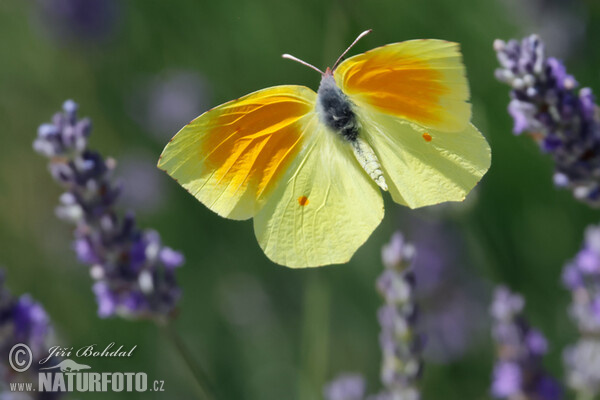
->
[0, 272, 51, 358]
[32, 0, 119, 44]
[563, 339, 600, 396]
[492, 362, 522, 398]
[324, 232, 422, 400]
[34, 101, 182, 321]
[159, 247, 185, 269]
[494, 35, 600, 207]
[404, 218, 487, 363]
[376, 233, 422, 397]
[128, 70, 211, 141]
[498, 0, 585, 59]
[562, 223, 600, 396]
[562, 225, 600, 331]
[324, 374, 366, 400]
[0, 271, 57, 398]
[381, 232, 414, 270]
[526, 330, 548, 356]
[490, 286, 562, 400]
[11, 295, 51, 355]
[419, 290, 485, 363]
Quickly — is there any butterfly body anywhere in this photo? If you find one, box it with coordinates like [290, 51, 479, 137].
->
[317, 70, 388, 190]
[158, 33, 491, 268]
[317, 70, 360, 142]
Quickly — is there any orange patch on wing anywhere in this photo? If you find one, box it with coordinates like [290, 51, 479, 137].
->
[423, 132, 432, 142]
[339, 54, 450, 126]
[298, 196, 309, 206]
[202, 96, 312, 200]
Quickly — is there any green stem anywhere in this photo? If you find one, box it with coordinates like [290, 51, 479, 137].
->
[160, 321, 218, 400]
[298, 274, 331, 400]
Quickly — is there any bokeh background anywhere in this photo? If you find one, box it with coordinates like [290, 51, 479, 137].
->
[1, 0, 600, 399]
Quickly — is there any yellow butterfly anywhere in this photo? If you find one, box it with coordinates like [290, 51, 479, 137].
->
[158, 30, 491, 268]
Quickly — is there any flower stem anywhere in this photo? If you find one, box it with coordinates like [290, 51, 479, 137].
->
[160, 321, 218, 400]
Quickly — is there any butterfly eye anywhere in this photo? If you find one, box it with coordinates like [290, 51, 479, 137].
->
[422, 133, 433, 142]
[298, 196, 309, 206]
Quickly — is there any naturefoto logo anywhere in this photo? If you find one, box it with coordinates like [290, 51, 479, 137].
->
[8, 342, 165, 393]
[40, 359, 91, 372]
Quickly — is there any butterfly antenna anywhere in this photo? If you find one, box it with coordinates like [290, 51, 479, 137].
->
[332, 29, 373, 71]
[282, 53, 325, 75]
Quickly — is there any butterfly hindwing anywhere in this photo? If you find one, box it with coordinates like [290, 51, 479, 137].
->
[253, 117, 384, 268]
[158, 86, 316, 220]
[355, 105, 490, 208]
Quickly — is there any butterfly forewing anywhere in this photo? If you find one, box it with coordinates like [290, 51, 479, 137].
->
[158, 86, 316, 220]
[334, 40, 471, 132]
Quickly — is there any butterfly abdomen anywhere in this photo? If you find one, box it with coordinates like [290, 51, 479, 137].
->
[351, 138, 388, 191]
[316, 73, 359, 141]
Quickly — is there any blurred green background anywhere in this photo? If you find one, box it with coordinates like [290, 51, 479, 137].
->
[1, 0, 600, 399]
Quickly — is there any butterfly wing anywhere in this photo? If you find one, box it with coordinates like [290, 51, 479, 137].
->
[158, 86, 316, 220]
[334, 40, 491, 208]
[356, 108, 489, 208]
[335, 39, 471, 132]
[253, 116, 384, 268]
[159, 85, 384, 267]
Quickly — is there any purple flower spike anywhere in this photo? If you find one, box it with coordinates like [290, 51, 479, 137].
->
[0, 270, 58, 395]
[33, 0, 119, 43]
[492, 362, 522, 398]
[563, 223, 600, 396]
[34, 101, 182, 321]
[494, 35, 600, 207]
[324, 232, 422, 400]
[324, 374, 366, 400]
[376, 233, 421, 398]
[490, 286, 562, 400]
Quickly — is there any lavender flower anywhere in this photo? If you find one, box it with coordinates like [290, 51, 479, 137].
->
[498, 0, 585, 59]
[324, 232, 422, 400]
[34, 100, 182, 321]
[324, 374, 366, 400]
[490, 286, 562, 400]
[128, 70, 211, 141]
[494, 35, 600, 206]
[374, 232, 421, 400]
[0, 271, 55, 398]
[33, 0, 119, 43]
[562, 224, 600, 397]
[407, 217, 487, 363]
[0, 273, 50, 360]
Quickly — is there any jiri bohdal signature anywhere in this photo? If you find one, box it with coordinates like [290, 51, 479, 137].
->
[39, 342, 137, 365]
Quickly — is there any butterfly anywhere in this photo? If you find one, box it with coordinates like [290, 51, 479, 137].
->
[158, 30, 491, 268]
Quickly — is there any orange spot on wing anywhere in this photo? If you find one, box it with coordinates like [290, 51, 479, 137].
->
[422, 132, 432, 142]
[340, 53, 449, 126]
[298, 196, 309, 206]
[202, 96, 312, 200]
